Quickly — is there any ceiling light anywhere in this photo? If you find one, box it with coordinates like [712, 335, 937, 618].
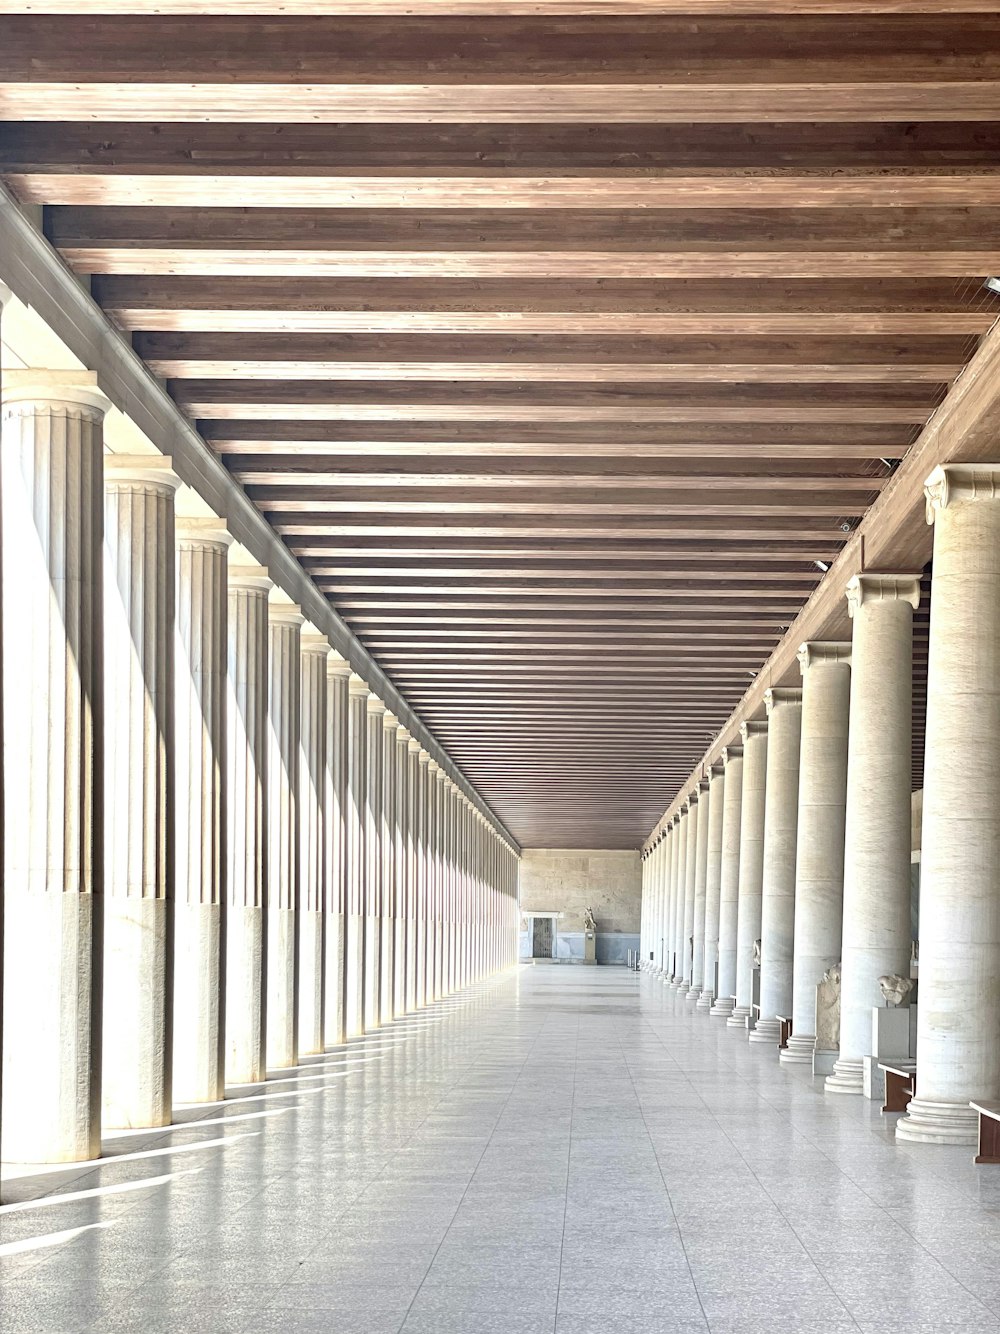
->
[815, 560, 830, 572]
[985, 277, 1000, 295]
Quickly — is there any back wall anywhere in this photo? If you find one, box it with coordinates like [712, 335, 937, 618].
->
[518, 848, 641, 965]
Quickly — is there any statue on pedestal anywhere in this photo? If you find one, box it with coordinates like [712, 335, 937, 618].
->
[583, 907, 597, 932]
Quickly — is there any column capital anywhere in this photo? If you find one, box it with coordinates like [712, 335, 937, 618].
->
[710, 760, 725, 779]
[383, 710, 400, 731]
[685, 792, 698, 809]
[797, 640, 851, 673]
[740, 718, 768, 741]
[348, 672, 370, 698]
[300, 626, 331, 659]
[925, 462, 1000, 521]
[764, 686, 802, 715]
[176, 515, 233, 552]
[408, 737, 422, 755]
[267, 589, 305, 628]
[723, 744, 743, 766]
[326, 649, 351, 679]
[418, 748, 431, 765]
[228, 562, 273, 595]
[396, 726, 411, 744]
[2, 368, 110, 420]
[845, 572, 921, 617]
[698, 775, 711, 793]
[367, 694, 387, 717]
[0, 281, 12, 310]
[104, 452, 182, 495]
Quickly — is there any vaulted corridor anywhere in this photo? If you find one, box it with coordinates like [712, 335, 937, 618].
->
[4, 967, 1000, 1334]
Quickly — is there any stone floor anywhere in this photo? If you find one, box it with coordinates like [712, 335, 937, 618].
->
[4, 967, 1000, 1333]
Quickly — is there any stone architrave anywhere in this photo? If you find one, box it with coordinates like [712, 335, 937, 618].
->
[1, 371, 109, 1161]
[781, 643, 851, 1066]
[900, 465, 1000, 1145]
[751, 688, 802, 1047]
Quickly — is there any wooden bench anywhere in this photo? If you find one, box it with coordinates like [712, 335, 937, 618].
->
[878, 1062, 916, 1114]
[776, 1015, 793, 1050]
[970, 1101, 1000, 1164]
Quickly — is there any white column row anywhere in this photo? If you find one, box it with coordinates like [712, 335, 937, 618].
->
[642, 463, 1000, 1146]
[0, 369, 519, 1165]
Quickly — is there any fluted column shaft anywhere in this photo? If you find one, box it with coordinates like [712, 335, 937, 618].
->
[731, 720, 768, 1028]
[900, 468, 999, 1145]
[682, 798, 699, 988]
[345, 676, 369, 1037]
[364, 695, 385, 1031]
[665, 819, 679, 977]
[752, 688, 802, 1046]
[670, 808, 689, 986]
[1, 373, 107, 1161]
[699, 764, 726, 1010]
[712, 746, 743, 1017]
[103, 455, 180, 1128]
[324, 655, 350, 1046]
[380, 712, 398, 1023]
[298, 630, 328, 1056]
[406, 739, 421, 1010]
[394, 726, 411, 1014]
[782, 643, 851, 1066]
[828, 574, 919, 1097]
[266, 598, 302, 1070]
[225, 565, 270, 1085]
[417, 752, 431, 1004]
[173, 519, 231, 1103]
[689, 780, 710, 1001]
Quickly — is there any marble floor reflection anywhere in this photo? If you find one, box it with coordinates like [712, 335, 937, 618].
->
[3, 967, 1000, 1333]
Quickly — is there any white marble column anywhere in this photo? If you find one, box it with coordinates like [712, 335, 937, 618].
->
[380, 711, 398, 1024]
[782, 643, 851, 1066]
[266, 594, 303, 1070]
[345, 675, 369, 1037]
[432, 764, 447, 1000]
[682, 796, 699, 990]
[689, 778, 711, 1002]
[225, 564, 271, 1085]
[730, 719, 768, 1029]
[699, 762, 726, 1011]
[298, 627, 328, 1056]
[1, 371, 108, 1161]
[664, 817, 679, 979]
[407, 738, 422, 1011]
[827, 573, 919, 1097]
[394, 725, 411, 1014]
[711, 745, 743, 1018]
[442, 780, 455, 993]
[324, 653, 350, 1047]
[364, 694, 385, 1031]
[670, 808, 689, 986]
[103, 454, 180, 1128]
[899, 466, 1000, 1144]
[173, 516, 232, 1104]
[751, 688, 802, 1047]
[652, 832, 666, 972]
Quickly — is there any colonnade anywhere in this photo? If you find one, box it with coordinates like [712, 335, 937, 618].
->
[640, 461, 1000, 1147]
[0, 358, 519, 1166]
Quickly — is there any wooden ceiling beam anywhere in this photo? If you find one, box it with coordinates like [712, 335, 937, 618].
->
[235, 470, 887, 492]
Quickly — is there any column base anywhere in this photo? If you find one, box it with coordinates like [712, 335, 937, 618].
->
[685, 985, 701, 1003]
[749, 1017, 780, 1045]
[267, 906, 298, 1070]
[896, 1097, 979, 1146]
[695, 990, 714, 1011]
[779, 1033, 815, 1066]
[173, 901, 223, 1103]
[727, 1005, 751, 1030]
[226, 903, 265, 1085]
[825, 1056, 864, 1095]
[710, 996, 735, 1018]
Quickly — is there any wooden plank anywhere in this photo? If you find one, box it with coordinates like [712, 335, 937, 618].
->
[16, 172, 1000, 208]
[4, 82, 999, 123]
[4, 3, 999, 16]
[234, 470, 887, 490]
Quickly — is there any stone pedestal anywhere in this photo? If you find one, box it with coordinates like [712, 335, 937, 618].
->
[731, 721, 767, 1029]
[173, 517, 232, 1103]
[298, 628, 329, 1056]
[899, 465, 1000, 1145]
[266, 596, 303, 1070]
[225, 564, 271, 1085]
[324, 653, 350, 1046]
[782, 644, 851, 1067]
[752, 688, 801, 1048]
[712, 746, 743, 1018]
[103, 455, 181, 1129]
[827, 574, 920, 1097]
[1, 372, 108, 1161]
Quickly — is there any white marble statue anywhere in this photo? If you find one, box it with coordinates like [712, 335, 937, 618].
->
[583, 907, 597, 932]
[752, 939, 762, 967]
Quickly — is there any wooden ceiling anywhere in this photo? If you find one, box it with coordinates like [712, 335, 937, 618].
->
[1, 3, 997, 848]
